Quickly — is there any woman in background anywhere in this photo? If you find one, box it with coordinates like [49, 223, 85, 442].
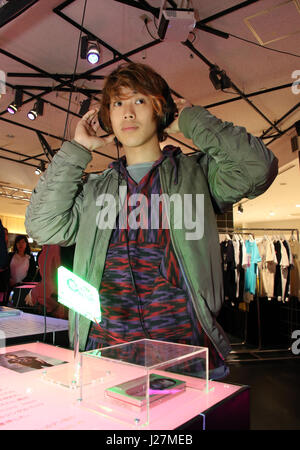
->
[24, 244, 74, 319]
[0, 220, 9, 303]
[8, 235, 39, 287]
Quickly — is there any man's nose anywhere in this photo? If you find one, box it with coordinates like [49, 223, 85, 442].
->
[123, 106, 135, 120]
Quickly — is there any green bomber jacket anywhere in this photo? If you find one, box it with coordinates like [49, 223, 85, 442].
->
[25, 106, 278, 358]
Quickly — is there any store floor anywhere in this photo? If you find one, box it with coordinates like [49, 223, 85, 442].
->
[223, 347, 300, 430]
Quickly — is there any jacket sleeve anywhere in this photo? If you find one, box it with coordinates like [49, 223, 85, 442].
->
[179, 106, 278, 210]
[25, 140, 92, 246]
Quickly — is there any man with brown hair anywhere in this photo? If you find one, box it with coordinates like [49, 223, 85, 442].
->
[26, 62, 278, 379]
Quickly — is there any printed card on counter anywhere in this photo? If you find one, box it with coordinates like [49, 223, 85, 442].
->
[0, 350, 67, 374]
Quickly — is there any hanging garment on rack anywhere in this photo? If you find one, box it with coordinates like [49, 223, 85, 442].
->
[282, 240, 292, 301]
[279, 241, 290, 302]
[242, 239, 261, 301]
[232, 236, 241, 299]
[289, 239, 300, 299]
[257, 238, 277, 299]
[237, 240, 245, 303]
[273, 240, 282, 300]
[220, 239, 236, 302]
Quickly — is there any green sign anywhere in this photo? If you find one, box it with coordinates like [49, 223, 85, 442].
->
[58, 266, 101, 323]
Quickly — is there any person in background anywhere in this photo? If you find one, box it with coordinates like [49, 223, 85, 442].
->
[8, 235, 40, 287]
[0, 220, 9, 304]
[24, 244, 74, 319]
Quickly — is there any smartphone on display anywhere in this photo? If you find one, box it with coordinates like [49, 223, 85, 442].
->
[105, 373, 186, 407]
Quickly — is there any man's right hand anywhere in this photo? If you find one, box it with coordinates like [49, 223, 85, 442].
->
[74, 109, 115, 151]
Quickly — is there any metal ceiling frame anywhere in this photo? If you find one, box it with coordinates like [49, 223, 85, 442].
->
[0, 0, 299, 171]
[51, 0, 300, 143]
[0, 183, 32, 202]
[0, 0, 39, 29]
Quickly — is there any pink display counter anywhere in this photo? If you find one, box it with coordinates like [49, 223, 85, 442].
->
[0, 342, 249, 430]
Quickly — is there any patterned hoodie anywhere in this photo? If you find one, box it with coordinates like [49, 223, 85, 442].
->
[88, 146, 223, 372]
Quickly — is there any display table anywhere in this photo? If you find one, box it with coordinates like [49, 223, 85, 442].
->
[0, 342, 249, 430]
[0, 308, 68, 345]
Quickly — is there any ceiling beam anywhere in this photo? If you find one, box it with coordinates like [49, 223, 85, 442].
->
[199, 0, 260, 25]
[0, 116, 63, 141]
[7, 73, 105, 80]
[0, 146, 47, 164]
[0, 0, 39, 28]
[260, 102, 300, 142]
[205, 83, 298, 109]
[0, 154, 38, 168]
[14, 85, 101, 93]
[112, 0, 159, 18]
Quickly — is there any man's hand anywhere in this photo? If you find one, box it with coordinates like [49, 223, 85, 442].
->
[74, 109, 115, 151]
[164, 98, 192, 135]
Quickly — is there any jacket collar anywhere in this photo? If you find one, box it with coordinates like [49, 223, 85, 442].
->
[108, 145, 182, 185]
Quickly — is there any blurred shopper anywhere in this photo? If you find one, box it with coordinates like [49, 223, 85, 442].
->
[25, 244, 74, 319]
[8, 235, 40, 287]
[0, 220, 9, 303]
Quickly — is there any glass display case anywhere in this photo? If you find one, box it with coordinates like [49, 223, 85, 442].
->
[80, 339, 208, 427]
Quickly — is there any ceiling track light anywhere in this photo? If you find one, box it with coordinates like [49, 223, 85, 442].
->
[81, 35, 101, 65]
[27, 99, 44, 120]
[7, 89, 23, 114]
[209, 66, 232, 91]
[34, 160, 46, 175]
[237, 204, 244, 214]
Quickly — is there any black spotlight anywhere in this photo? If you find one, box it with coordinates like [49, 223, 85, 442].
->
[35, 160, 46, 175]
[209, 66, 231, 91]
[238, 204, 244, 214]
[27, 99, 44, 120]
[81, 35, 101, 65]
[7, 89, 23, 114]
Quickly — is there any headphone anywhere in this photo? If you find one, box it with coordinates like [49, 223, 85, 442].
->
[97, 84, 177, 137]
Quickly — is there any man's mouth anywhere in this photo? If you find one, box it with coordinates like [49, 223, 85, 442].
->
[122, 125, 138, 132]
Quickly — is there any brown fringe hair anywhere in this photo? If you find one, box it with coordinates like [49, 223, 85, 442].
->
[99, 62, 170, 142]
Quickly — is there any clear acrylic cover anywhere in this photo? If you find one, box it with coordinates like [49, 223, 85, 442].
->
[80, 339, 208, 428]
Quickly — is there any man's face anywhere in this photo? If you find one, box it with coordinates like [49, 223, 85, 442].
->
[109, 87, 159, 151]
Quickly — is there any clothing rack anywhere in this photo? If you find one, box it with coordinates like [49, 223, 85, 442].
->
[217, 226, 299, 358]
[218, 227, 299, 242]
